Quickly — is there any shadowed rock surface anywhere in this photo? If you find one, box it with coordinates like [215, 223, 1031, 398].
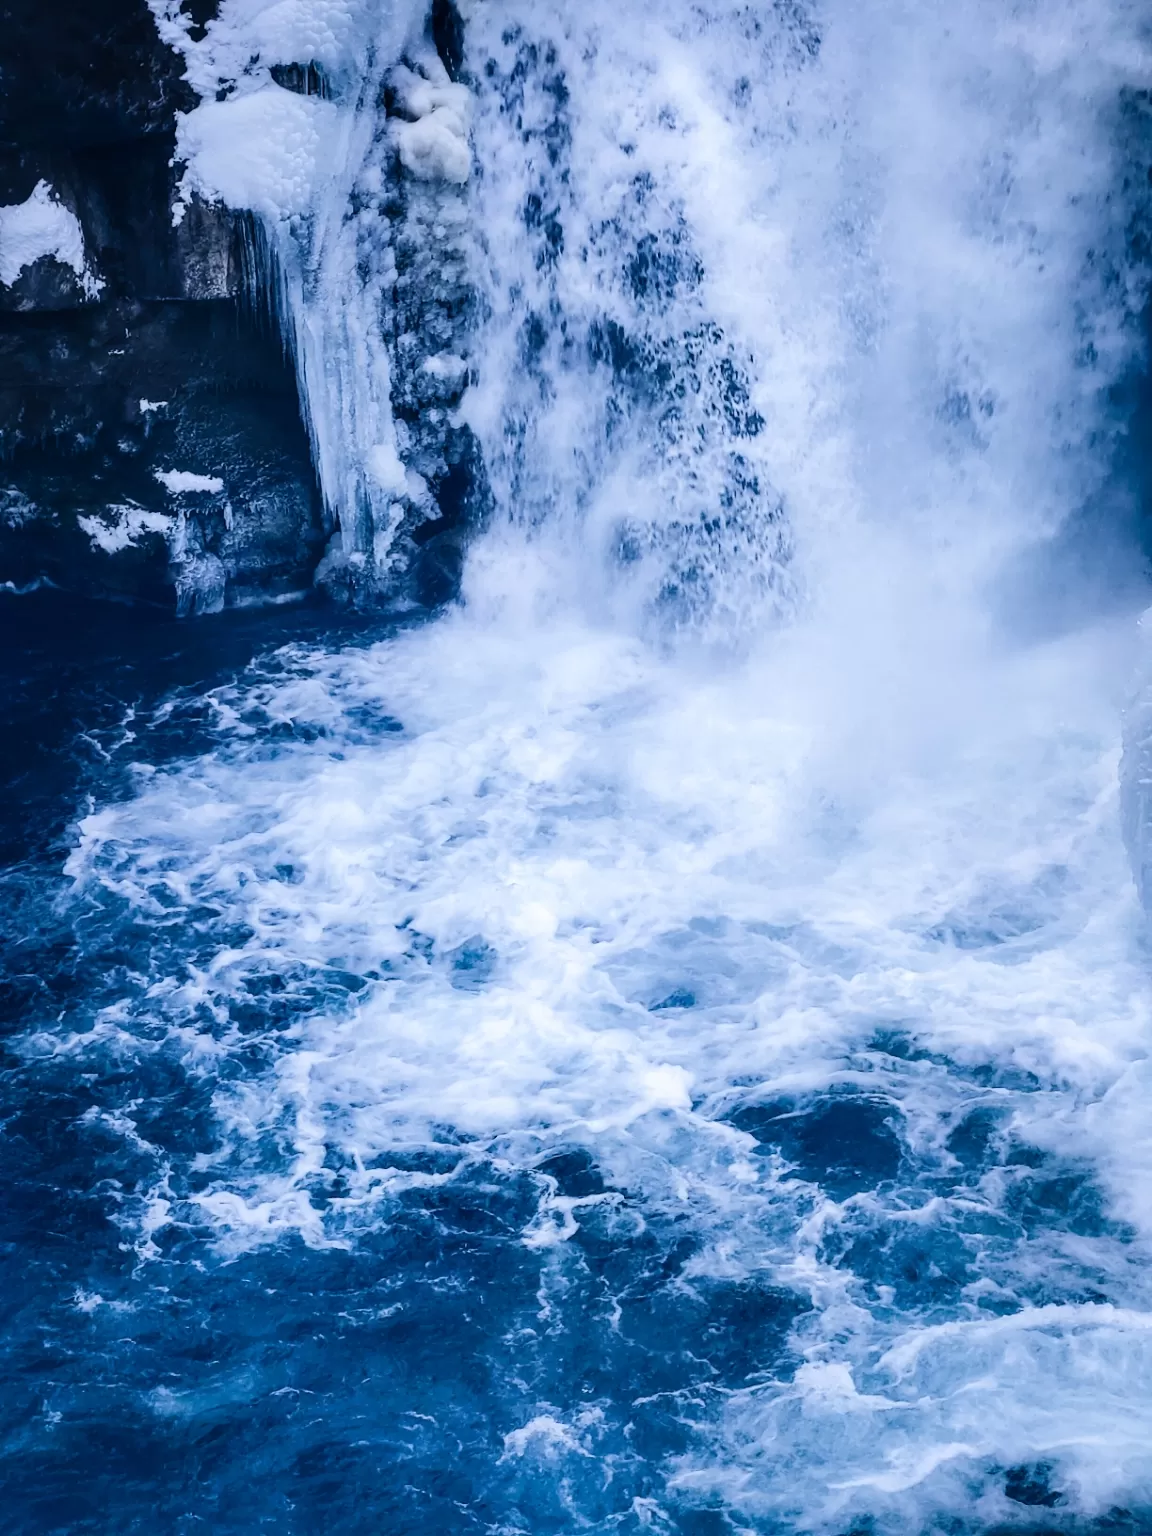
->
[0, 0, 325, 612]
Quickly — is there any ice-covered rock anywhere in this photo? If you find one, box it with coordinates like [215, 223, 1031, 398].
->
[150, 0, 489, 607]
[390, 61, 472, 183]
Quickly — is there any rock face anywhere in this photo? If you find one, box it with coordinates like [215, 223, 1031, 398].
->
[0, 0, 325, 612]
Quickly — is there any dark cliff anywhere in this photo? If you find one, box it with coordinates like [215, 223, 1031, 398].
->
[0, 0, 325, 612]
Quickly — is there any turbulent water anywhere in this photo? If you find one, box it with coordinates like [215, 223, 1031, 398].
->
[6, 2, 1152, 1531]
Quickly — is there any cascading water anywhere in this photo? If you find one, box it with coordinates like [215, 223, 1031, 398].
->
[5, 1, 1152, 1531]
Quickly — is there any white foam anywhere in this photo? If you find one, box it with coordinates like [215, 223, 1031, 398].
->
[501, 1412, 599, 1461]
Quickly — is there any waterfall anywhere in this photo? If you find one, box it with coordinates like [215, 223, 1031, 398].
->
[21, 0, 1152, 1530]
[147, 0, 1150, 630]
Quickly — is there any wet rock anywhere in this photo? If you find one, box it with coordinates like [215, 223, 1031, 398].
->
[0, 0, 323, 612]
[0, 297, 323, 608]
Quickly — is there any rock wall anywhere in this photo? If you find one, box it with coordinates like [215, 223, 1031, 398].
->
[0, 0, 326, 612]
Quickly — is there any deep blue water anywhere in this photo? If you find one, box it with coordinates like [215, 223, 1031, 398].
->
[0, 594, 795, 1534]
[4, 592, 1152, 1535]
[0, 594, 797, 1535]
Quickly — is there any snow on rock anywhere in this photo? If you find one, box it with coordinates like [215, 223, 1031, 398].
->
[78, 505, 175, 556]
[148, 0, 374, 95]
[175, 85, 339, 223]
[154, 468, 226, 495]
[0, 181, 102, 296]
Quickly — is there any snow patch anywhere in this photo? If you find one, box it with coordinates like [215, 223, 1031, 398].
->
[0, 181, 102, 295]
[78, 505, 175, 556]
[176, 86, 340, 222]
[154, 469, 226, 495]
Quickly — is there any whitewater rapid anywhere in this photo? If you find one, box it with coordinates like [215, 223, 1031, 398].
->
[33, 0, 1152, 1529]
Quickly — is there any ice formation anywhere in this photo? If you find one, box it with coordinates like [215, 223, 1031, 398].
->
[148, 0, 476, 602]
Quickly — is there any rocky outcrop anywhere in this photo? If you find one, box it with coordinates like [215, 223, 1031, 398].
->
[0, 0, 324, 612]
